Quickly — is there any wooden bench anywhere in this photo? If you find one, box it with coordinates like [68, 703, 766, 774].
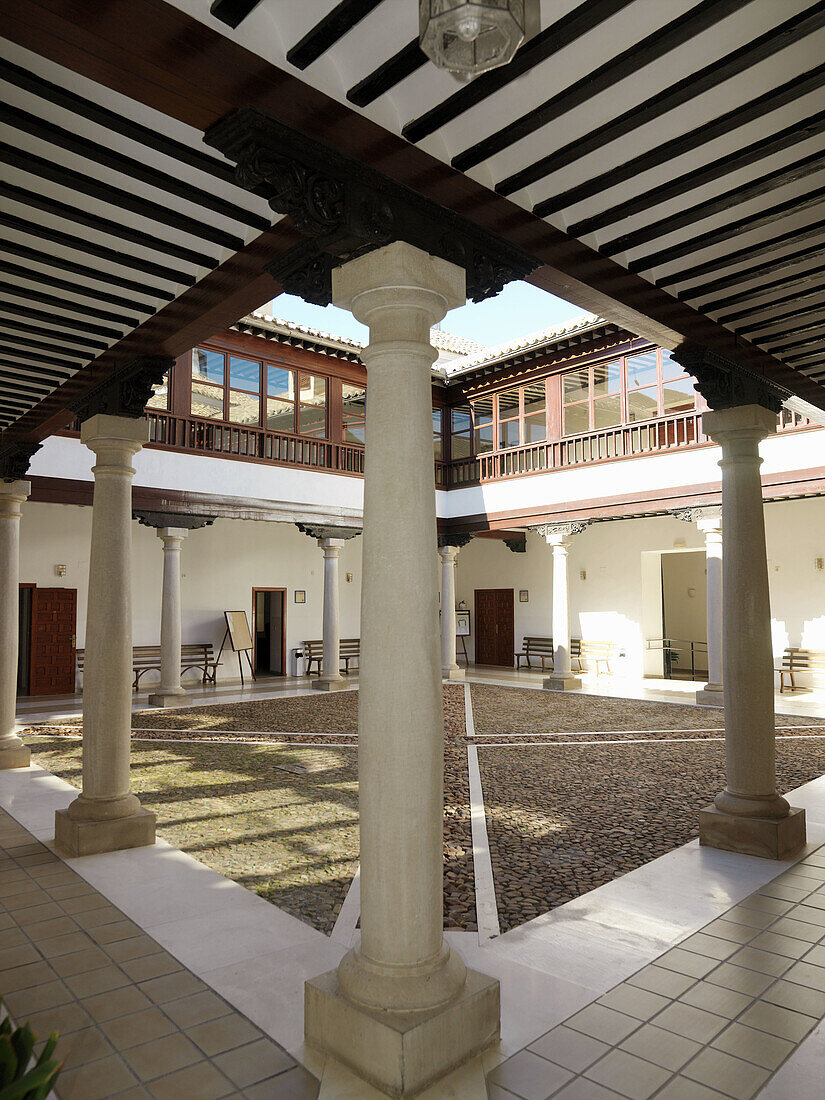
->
[303, 639, 361, 676]
[775, 648, 825, 693]
[571, 639, 616, 676]
[77, 643, 219, 691]
[515, 636, 554, 670]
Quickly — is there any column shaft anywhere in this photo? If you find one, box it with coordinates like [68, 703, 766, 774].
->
[701, 523, 723, 700]
[543, 532, 582, 691]
[0, 481, 31, 769]
[55, 415, 156, 856]
[699, 404, 804, 858]
[314, 538, 346, 691]
[439, 545, 463, 680]
[149, 528, 187, 706]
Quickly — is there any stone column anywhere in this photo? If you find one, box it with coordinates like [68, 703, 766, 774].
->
[700, 404, 805, 858]
[537, 522, 587, 691]
[55, 415, 156, 857]
[697, 510, 723, 706]
[0, 481, 31, 770]
[305, 243, 498, 1096]
[314, 536, 347, 692]
[439, 543, 464, 681]
[148, 528, 188, 707]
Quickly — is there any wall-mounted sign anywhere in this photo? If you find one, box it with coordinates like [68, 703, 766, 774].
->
[519, 590, 529, 603]
[456, 610, 471, 637]
[294, 590, 306, 604]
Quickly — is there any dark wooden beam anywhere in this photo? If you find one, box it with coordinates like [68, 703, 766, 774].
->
[1, 281, 139, 327]
[678, 244, 825, 302]
[0, 258, 156, 313]
[0, 316, 108, 351]
[0, 301, 122, 340]
[287, 0, 384, 70]
[403, 0, 634, 144]
[496, 1, 825, 197]
[209, 0, 263, 30]
[451, 0, 747, 172]
[0, 332, 87, 360]
[699, 261, 825, 314]
[347, 39, 424, 107]
[718, 283, 825, 326]
[1, 239, 175, 302]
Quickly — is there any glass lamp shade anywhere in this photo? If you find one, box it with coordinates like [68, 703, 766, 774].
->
[419, 0, 527, 76]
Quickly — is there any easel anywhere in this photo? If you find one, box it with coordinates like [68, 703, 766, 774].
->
[459, 635, 469, 666]
[217, 610, 256, 685]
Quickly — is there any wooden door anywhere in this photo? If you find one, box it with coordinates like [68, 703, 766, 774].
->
[474, 588, 515, 667]
[29, 588, 77, 695]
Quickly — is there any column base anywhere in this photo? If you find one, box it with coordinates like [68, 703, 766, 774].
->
[442, 667, 465, 681]
[54, 807, 156, 857]
[305, 967, 500, 1098]
[543, 674, 582, 692]
[699, 804, 806, 860]
[312, 678, 350, 692]
[147, 690, 187, 707]
[0, 745, 31, 770]
[696, 686, 724, 706]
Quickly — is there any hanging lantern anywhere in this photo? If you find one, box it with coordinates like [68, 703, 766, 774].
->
[419, 0, 532, 77]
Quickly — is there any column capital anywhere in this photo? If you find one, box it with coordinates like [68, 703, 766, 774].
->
[318, 537, 343, 554]
[332, 242, 465, 331]
[437, 533, 472, 551]
[157, 528, 188, 547]
[80, 414, 150, 461]
[702, 403, 778, 449]
[670, 344, 785, 414]
[0, 480, 31, 516]
[532, 520, 588, 546]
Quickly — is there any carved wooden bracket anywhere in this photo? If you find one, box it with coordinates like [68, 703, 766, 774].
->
[134, 511, 216, 531]
[437, 533, 473, 550]
[71, 357, 175, 423]
[0, 442, 41, 482]
[296, 522, 361, 541]
[671, 345, 786, 413]
[205, 106, 538, 306]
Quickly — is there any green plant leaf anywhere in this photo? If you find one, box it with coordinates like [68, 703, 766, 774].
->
[0, 1058, 62, 1100]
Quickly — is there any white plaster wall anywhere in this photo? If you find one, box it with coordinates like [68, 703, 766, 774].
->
[18, 501, 364, 686]
[455, 496, 825, 682]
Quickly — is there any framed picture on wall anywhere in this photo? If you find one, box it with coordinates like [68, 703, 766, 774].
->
[456, 610, 471, 636]
[294, 590, 306, 604]
[519, 590, 529, 603]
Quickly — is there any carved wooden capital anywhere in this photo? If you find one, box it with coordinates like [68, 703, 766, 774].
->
[0, 442, 41, 482]
[71, 357, 174, 423]
[670, 344, 785, 413]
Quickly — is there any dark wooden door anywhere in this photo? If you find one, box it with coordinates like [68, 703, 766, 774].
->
[474, 588, 515, 667]
[29, 588, 77, 695]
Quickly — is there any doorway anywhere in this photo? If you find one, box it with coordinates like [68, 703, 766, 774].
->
[474, 588, 515, 667]
[661, 550, 708, 680]
[18, 584, 78, 696]
[252, 588, 286, 676]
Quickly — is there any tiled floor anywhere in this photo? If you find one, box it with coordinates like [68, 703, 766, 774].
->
[486, 846, 825, 1099]
[0, 810, 318, 1100]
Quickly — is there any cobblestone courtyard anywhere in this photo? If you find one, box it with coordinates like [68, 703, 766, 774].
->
[23, 684, 825, 939]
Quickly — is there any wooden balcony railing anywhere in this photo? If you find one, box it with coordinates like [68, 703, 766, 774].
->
[120, 406, 814, 489]
[147, 411, 365, 475]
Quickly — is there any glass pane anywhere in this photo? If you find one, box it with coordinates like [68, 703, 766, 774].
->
[627, 385, 659, 422]
[524, 412, 547, 443]
[452, 406, 471, 434]
[563, 367, 589, 404]
[297, 373, 326, 406]
[266, 397, 294, 433]
[229, 390, 260, 425]
[433, 409, 443, 438]
[474, 423, 494, 453]
[660, 349, 685, 381]
[434, 437, 443, 460]
[451, 433, 471, 459]
[563, 402, 589, 435]
[593, 360, 621, 396]
[498, 387, 520, 414]
[345, 424, 365, 444]
[193, 348, 224, 385]
[146, 374, 169, 410]
[472, 394, 493, 426]
[662, 375, 697, 413]
[299, 403, 326, 437]
[593, 395, 621, 429]
[499, 419, 520, 449]
[229, 356, 260, 392]
[267, 366, 294, 401]
[523, 381, 545, 417]
[191, 380, 224, 420]
[626, 351, 659, 389]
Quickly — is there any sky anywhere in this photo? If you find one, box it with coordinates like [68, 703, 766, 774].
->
[266, 281, 587, 348]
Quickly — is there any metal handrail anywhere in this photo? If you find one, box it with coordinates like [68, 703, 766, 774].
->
[647, 637, 708, 680]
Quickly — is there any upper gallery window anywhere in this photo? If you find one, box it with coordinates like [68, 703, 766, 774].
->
[433, 409, 444, 460]
[191, 350, 327, 437]
[145, 372, 169, 411]
[563, 349, 696, 435]
[342, 383, 366, 443]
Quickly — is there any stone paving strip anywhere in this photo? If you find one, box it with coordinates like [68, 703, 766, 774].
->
[487, 844, 825, 1100]
[471, 685, 825, 932]
[0, 809, 317, 1100]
